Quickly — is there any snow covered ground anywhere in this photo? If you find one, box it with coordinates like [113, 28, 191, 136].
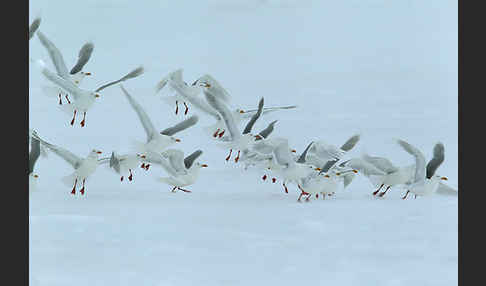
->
[29, 1, 457, 285]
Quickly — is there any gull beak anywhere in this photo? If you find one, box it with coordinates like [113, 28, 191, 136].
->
[353, 169, 358, 173]
[441, 176, 448, 181]
[240, 110, 245, 114]
[291, 149, 297, 153]
[96, 151, 102, 154]
[324, 174, 330, 178]
[33, 174, 39, 178]
[315, 167, 321, 171]
[95, 93, 101, 98]
[201, 164, 208, 168]
[254, 135, 263, 140]
[175, 138, 181, 142]
[84, 72, 92, 76]
[335, 172, 341, 176]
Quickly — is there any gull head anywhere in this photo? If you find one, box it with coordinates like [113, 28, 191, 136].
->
[136, 153, 147, 159]
[197, 80, 211, 89]
[171, 137, 181, 143]
[82, 71, 92, 76]
[196, 162, 209, 168]
[89, 149, 103, 157]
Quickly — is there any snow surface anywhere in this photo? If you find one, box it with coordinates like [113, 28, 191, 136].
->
[29, 0, 457, 285]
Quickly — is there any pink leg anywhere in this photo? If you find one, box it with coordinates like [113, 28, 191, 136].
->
[262, 174, 267, 181]
[213, 128, 220, 138]
[218, 130, 225, 138]
[128, 169, 133, 181]
[79, 179, 86, 195]
[71, 178, 77, 195]
[70, 110, 77, 126]
[234, 150, 241, 163]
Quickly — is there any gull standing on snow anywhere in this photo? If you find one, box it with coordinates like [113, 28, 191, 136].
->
[31, 131, 103, 195]
[397, 140, 449, 199]
[121, 85, 200, 156]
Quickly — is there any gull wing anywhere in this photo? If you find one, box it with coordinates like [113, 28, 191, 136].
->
[242, 97, 264, 135]
[426, 143, 445, 179]
[341, 158, 387, 177]
[396, 139, 427, 183]
[204, 91, 240, 141]
[120, 85, 157, 142]
[144, 151, 178, 177]
[362, 153, 399, 174]
[109, 152, 121, 173]
[296, 141, 314, 164]
[29, 136, 41, 174]
[155, 69, 183, 94]
[29, 17, 41, 40]
[96, 66, 144, 92]
[31, 131, 83, 169]
[184, 150, 203, 169]
[319, 134, 361, 173]
[195, 74, 232, 103]
[171, 76, 220, 120]
[256, 120, 278, 140]
[162, 149, 187, 174]
[70, 42, 94, 75]
[241, 105, 297, 118]
[310, 140, 345, 162]
[36, 31, 70, 80]
[160, 115, 199, 136]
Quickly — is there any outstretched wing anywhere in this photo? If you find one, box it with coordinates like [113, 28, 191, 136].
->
[273, 139, 293, 167]
[96, 66, 144, 92]
[242, 97, 264, 135]
[70, 42, 94, 75]
[396, 139, 426, 183]
[160, 115, 199, 136]
[256, 120, 278, 140]
[36, 30, 70, 80]
[29, 17, 41, 40]
[31, 131, 83, 169]
[120, 85, 157, 142]
[29, 137, 41, 174]
[184, 150, 203, 169]
[362, 153, 398, 174]
[297, 141, 314, 164]
[426, 143, 445, 179]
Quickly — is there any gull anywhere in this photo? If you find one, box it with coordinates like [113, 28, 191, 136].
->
[155, 69, 198, 115]
[98, 152, 147, 182]
[317, 134, 361, 173]
[202, 87, 259, 162]
[397, 140, 448, 199]
[36, 31, 93, 104]
[29, 17, 41, 40]
[36, 31, 144, 126]
[29, 134, 41, 193]
[121, 85, 198, 155]
[272, 139, 320, 198]
[145, 149, 208, 193]
[31, 131, 102, 195]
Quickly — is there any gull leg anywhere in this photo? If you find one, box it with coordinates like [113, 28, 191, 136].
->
[65, 94, 71, 104]
[128, 169, 133, 181]
[171, 186, 177, 193]
[175, 100, 179, 115]
[378, 186, 391, 197]
[177, 187, 192, 193]
[373, 184, 384, 196]
[402, 190, 410, 200]
[79, 179, 86, 195]
[80, 112, 86, 127]
[225, 149, 232, 161]
[141, 163, 146, 169]
[71, 178, 77, 195]
[59, 94, 62, 105]
[305, 193, 312, 202]
[218, 130, 225, 138]
[234, 150, 240, 163]
[272, 178, 276, 183]
[183, 102, 189, 115]
[414, 194, 417, 199]
[316, 193, 319, 199]
[145, 164, 150, 171]
[120, 176, 124, 181]
[297, 192, 304, 202]
[70, 110, 77, 126]
[213, 128, 220, 138]
[282, 183, 288, 194]
[262, 174, 267, 181]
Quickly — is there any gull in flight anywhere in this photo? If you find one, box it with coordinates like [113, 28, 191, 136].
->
[121, 85, 199, 156]
[36, 31, 144, 126]
[397, 140, 449, 199]
[144, 149, 208, 193]
[31, 131, 102, 195]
